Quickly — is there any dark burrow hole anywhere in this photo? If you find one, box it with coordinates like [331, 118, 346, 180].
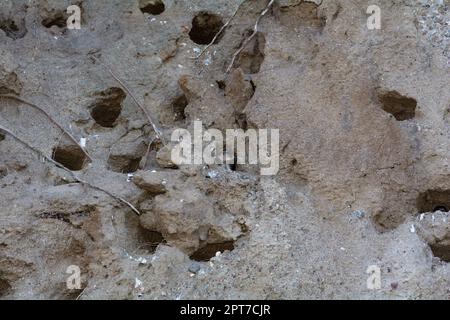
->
[107, 155, 142, 174]
[172, 94, 188, 121]
[52, 144, 87, 171]
[429, 242, 450, 262]
[138, 227, 165, 253]
[0, 133, 4, 142]
[139, 0, 165, 15]
[190, 241, 235, 261]
[0, 277, 12, 297]
[0, 18, 27, 39]
[216, 80, 226, 90]
[189, 11, 224, 45]
[42, 11, 68, 28]
[378, 91, 417, 121]
[417, 190, 450, 213]
[90, 87, 126, 127]
[236, 31, 266, 74]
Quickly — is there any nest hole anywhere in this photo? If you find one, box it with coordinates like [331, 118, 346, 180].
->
[139, 0, 165, 15]
[417, 190, 450, 213]
[90, 87, 126, 127]
[189, 12, 224, 45]
[107, 155, 142, 174]
[216, 80, 226, 90]
[429, 242, 450, 262]
[52, 144, 87, 171]
[190, 241, 235, 261]
[378, 91, 417, 121]
[172, 94, 188, 121]
[138, 228, 165, 253]
[0, 18, 27, 39]
[42, 11, 68, 28]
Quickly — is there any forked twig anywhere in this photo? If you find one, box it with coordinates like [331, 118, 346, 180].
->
[0, 94, 93, 162]
[194, 1, 246, 59]
[0, 124, 141, 216]
[226, 0, 275, 73]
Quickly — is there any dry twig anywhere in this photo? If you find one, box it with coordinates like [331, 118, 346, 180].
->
[0, 124, 141, 216]
[0, 94, 93, 162]
[226, 0, 275, 73]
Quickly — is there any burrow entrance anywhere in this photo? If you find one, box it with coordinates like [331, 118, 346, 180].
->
[171, 94, 188, 121]
[378, 91, 417, 121]
[0, 18, 27, 39]
[190, 241, 235, 261]
[138, 227, 165, 253]
[417, 190, 450, 213]
[41, 10, 68, 29]
[429, 241, 450, 262]
[90, 87, 126, 127]
[189, 12, 224, 45]
[139, 0, 165, 15]
[107, 155, 142, 174]
[52, 143, 87, 171]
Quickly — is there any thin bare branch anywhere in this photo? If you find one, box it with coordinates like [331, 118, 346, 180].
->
[0, 124, 141, 216]
[226, 0, 275, 74]
[0, 94, 93, 162]
[78, 177, 141, 216]
[75, 287, 87, 300]
[141, 137, 153, 169]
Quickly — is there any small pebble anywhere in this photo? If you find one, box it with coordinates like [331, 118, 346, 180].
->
[352, 210, 366, 218]
[188, 262, 201, 274]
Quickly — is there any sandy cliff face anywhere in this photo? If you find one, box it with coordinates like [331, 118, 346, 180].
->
[0, 0, 449, 299]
